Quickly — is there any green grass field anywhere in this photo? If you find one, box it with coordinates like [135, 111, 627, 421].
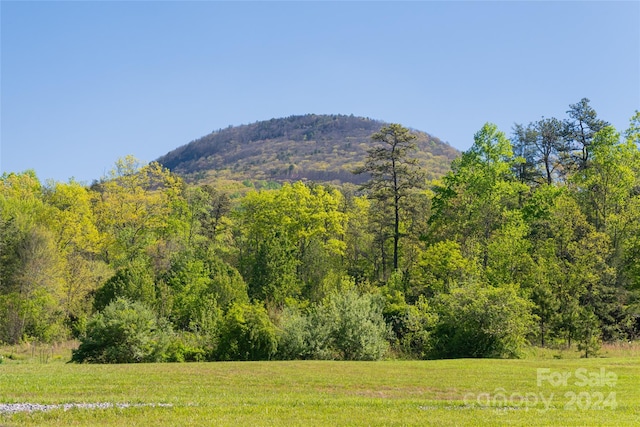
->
[0, 343, 638, 426]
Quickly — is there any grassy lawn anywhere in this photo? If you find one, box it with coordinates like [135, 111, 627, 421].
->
[0, 343, 638, 426]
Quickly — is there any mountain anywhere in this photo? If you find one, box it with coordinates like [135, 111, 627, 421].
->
[157, 114, 459, 186]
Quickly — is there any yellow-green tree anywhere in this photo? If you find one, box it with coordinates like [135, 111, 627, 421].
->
[236, 182, 346, 304]
[45, 180, 111, 328]
[92, 156, 186, 268]
[0, 172, 66, 343]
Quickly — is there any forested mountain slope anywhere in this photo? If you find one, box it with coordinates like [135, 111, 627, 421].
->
[157, 114, 459, 184]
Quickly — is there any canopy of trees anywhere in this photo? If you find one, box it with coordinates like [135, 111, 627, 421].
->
[2, 101, 638, 362]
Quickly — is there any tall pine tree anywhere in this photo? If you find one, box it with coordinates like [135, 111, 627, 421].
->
[356, 124, 424, 275]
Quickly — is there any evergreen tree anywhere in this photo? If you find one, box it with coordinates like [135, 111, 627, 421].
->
[563, 98, 609, 172]
[356, 124, 425, 275]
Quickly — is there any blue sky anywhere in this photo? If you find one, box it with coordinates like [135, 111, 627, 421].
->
[2, 1, 639, 183]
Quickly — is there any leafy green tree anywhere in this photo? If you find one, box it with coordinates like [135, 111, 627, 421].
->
[520, 186, 565, 346]
[539, 191, 589, 346]
[0, 171, 49, 231]
[356, 124, 425, 274]
[625, 111, 640, 146]
[568, 230, 620, 342]
[93, 260, 156, 312]
[197, 185, 232, 241]
[619, 112, 640, 291]
[0, 225, 66, 344]
[410, 240, 478, 300]
[239, 225, 299, 305]
[525, 188, 620, 346]
[485, 210, 534, 288]
[398, 297, 438, 359]
[236, 182, 345, 305]
[398, 188, 434, 289]
[45, 180, 102, 255]
[0, 215, 21, 296]
[340, 186, 375, 283]
[0, 172, 69, 343]
[63, 254, 113, 336]
[162, 249, 247, 330]
[275, 282, 389, 361]
[275, 306, 310, 360]
[183, 184, 233, 251]
[571, 126, 639, 234]
[430, 123, 527, 270]
[528, 260, 560, 347]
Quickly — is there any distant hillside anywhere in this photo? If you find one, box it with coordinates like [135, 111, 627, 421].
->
[157, 114, 459, 185]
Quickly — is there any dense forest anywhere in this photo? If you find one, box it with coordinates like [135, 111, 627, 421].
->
[156, 114, 459, 187]
[1, 99, 639, 363]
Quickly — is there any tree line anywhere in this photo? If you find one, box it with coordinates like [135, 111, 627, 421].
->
[1, 99, 638, 362]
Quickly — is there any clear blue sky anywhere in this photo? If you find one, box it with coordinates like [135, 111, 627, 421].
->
[2, 1, 639, 183]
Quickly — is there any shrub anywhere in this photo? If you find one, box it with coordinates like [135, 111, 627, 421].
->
[216, 302, 278, 361]
[430, 284, 534, 358]
[383, 291, 438, 359]
[71, 298, 172, 363]
[296, 289, 389, 360]
[275, 306, 310, 360]
[163, 332, 208, 362]
[277, 288, 390, 361]
[316, 289, 389, 360]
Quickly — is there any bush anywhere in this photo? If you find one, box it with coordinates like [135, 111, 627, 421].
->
[277, 288, 390, 361]
[163, 332, 208, 362]
[71, 298, 172, 363]
[430, 284, 534, 358]
[316, 289, 389, 360]
[383, 291, 438, 359]
[216, 302, 278, 361]
[275, 306, 310, 360]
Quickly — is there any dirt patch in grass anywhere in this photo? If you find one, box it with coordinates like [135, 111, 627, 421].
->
[324, 386, 462, 400]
